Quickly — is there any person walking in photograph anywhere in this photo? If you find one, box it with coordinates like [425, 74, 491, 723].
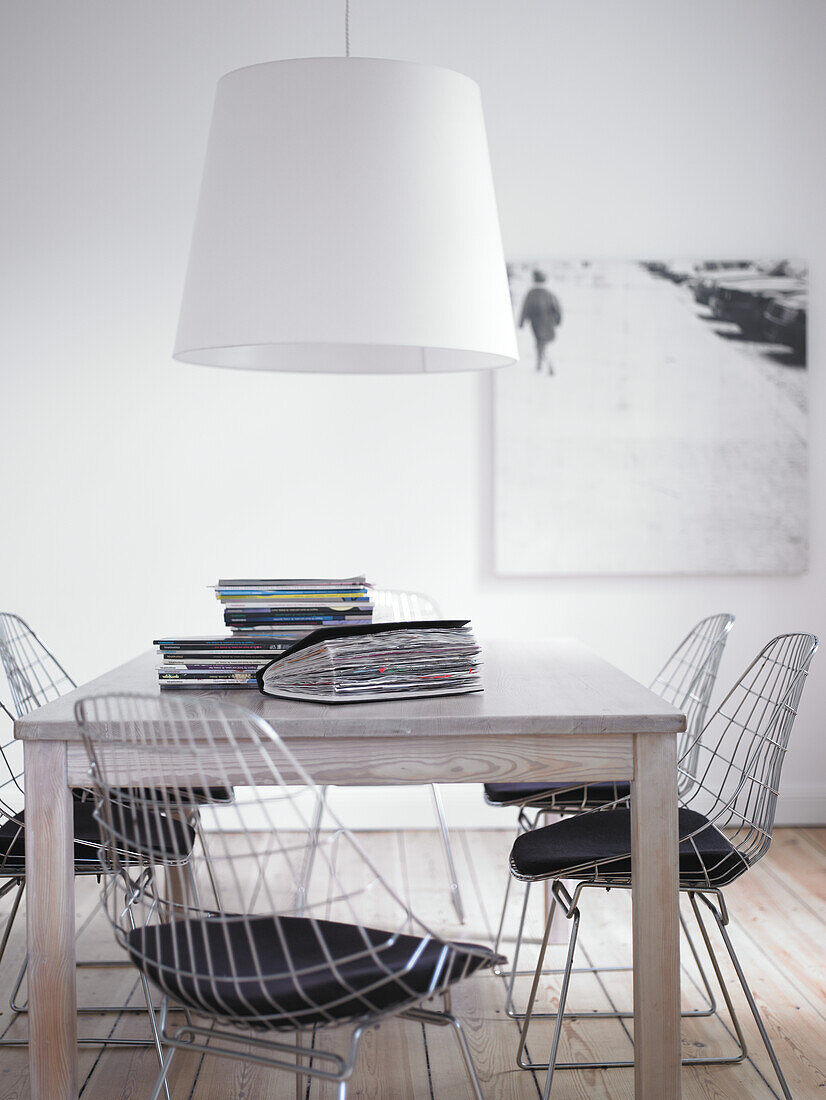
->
[519, 269, 563, 374]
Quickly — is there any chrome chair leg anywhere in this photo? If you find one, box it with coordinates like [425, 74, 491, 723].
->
[0, 880, 24, 969]
[515, 883, 752, 1082]
[515, 884, 559, 1069]
[698, 892, 792, 1099]
[136, 967, 171, 1100]
[447, 1013, 484, 1100]
[542, 896, 580, 1099]
[429, 784, 465, 923]
[504, 880, 534, 1017]
[686, 892, 747, 1065]
[500, 874, 716, 1019]
[126, 906, 172, 1100]
[404, 1005, 483, 1100]
[492, 865, 512, 961]
[150, 1047, 177, 1100]
[8, 885, 156, 1021]
[194, 815, 221, 908]
[297, 784, 327, 916]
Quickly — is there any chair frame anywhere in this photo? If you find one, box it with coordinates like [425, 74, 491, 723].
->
[511, 632, 817, 1099]
[75, 692, 494, 1100]
[493, 613, 735, 1023]
[0, 612, 195, 1068]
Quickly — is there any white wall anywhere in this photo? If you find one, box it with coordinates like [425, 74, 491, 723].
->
[2, 0, 824, 824]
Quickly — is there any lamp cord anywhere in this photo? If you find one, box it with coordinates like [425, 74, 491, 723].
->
[345, 0, 351, 57]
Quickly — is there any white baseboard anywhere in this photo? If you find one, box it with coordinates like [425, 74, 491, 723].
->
[326, 784, 826, 829]
[203, 783, 826, 832]
[201, 785, 522, 832]
[774, 785, 826, 827]
[322, 784, 521, 830]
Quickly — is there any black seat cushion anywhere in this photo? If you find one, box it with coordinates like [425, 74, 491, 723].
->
[0, 799, 195, 875]
[485, 781, 630, 809]
[510, 807, 748, 888]
[127, 915, 501, 1028]
[116, 786, 235, 807]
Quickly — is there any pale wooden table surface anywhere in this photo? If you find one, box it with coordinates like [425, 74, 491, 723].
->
[15, 638, 685, 1100]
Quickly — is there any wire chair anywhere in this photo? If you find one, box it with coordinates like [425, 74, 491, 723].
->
[305, 587, 466, 923]
[508, 632, 817, 1099]
[75, 693, 501, 1100]
[485, 612, 735, 815]
[0, 695, 180, 1081]
[0, 611, 216, 1062]
[492, 613, 734, 1017]
[0, 611, 76, 716]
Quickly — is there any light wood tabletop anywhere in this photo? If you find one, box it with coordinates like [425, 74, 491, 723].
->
[16, 637, 684, 1099]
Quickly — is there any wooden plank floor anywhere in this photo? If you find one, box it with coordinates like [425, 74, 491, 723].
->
[0, 827, 823, 1098]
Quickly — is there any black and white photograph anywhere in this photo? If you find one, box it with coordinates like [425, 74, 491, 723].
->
[495, 259, 809, 575]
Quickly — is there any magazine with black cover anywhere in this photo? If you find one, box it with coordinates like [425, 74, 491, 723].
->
[256, 620, 483, 703]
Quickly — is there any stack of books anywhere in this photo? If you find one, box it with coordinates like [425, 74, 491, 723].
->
[257, 621, 482, 703]
[155, 576, 374, 690]
[214, 577, 374, 643]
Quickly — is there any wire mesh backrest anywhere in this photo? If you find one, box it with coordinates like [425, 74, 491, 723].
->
[681, 633, 817, 868]
[371, 588, 442, 623]
[75, 693, 488, 1031]
[0, 613, 76, 717]
[649, 613, 734, 762]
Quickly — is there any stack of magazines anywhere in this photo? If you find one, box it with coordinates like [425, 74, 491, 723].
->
[257, 621, 482, 703]
[155, 634, 293, 689]
[155, 576, 374, 690]
[214, 576, 374, 643]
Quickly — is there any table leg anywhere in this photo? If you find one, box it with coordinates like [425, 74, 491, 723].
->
[24, 741, 78, 1100]
[631, 731, 680, 1099]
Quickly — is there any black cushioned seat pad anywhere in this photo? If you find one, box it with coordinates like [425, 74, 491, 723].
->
[510, 807, 748, 887]
[0, 799, 195, 874]
[116, 786, 234, 806]
[127, 915, 501, 1028]
[485, 781, 630, 808]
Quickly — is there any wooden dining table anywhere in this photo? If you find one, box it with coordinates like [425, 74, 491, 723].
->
[15, 637, 684, 1100]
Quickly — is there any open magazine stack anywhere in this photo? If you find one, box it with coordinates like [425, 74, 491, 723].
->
[257, 621, 482, 703]
[214, 576, 374, 643]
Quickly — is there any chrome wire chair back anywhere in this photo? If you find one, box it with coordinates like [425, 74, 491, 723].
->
[487, 611, 735, 816]
[0, 612, 76, 716]
[508, 632, 817, 1099]
[676, 630, 816, 883]
[650, 611, 734, 788]
[511, 633, 817, 890]
[75, 692, 497, 1099]
[372, 588, 441, 624]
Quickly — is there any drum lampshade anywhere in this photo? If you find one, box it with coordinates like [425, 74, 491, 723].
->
[173, 57, 517, 373]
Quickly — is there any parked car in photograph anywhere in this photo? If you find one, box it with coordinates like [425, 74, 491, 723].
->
[763, 293, 807, 356]
[710, 268, 808, 337]
[693, 260, 785, 305]
[663, 259, 699, 284]
[642, 260, 703, 282]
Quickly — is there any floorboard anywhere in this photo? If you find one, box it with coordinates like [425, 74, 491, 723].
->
[0, 826, 822, 1098]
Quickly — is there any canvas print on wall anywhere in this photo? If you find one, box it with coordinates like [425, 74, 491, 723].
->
[494, 260, 808, 575]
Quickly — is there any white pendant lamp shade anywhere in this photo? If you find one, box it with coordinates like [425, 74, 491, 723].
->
[173, 57, 517, 373]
